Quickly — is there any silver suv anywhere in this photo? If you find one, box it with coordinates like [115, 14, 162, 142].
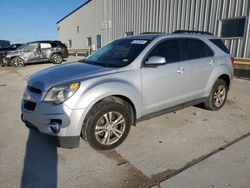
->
[21, 32, 234, 150]
[2, 41, 68, 66]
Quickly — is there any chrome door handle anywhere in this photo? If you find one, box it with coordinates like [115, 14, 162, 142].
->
[209, 60, 214, 66]
[177, 67, 184, 74]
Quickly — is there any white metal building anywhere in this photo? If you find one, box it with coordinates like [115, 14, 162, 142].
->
[57, 0, 250, 58]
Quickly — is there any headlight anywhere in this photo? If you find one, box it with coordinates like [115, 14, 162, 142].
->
[44, 82, 80, 104]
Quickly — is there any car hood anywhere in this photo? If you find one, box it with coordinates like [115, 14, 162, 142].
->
[28, 62, 118, 91]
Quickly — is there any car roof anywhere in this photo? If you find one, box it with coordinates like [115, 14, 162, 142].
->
[124, 33, 219, 41]
[28, 40, 62, 44]
[123, 34, 163, 40]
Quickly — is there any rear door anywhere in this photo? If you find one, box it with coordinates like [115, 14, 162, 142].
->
[141, 39, 189, 114]
[179, 38, 215, 100]
[40, 43, 52, 60]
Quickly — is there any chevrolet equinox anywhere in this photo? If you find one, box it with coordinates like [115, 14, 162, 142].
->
[21, 31, 234, 150]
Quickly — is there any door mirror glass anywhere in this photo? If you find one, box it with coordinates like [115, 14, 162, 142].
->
[145, 56, 166, 65]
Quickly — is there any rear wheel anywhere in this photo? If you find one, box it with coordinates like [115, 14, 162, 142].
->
[12, 57, 25, 67]
[82, 101, 131, 150]
[52, 54, 63, 64]
[204, 79, 228, 111]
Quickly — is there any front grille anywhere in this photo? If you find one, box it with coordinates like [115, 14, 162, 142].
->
[24, 100, 36, 111]
[27, 86, 42, 94]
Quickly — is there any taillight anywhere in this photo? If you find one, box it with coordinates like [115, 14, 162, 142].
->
[230, 56, 234, 66]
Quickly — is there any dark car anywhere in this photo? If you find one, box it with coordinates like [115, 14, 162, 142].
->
[1, 41, 68, 67]
[0, 43, 24, 65]
[0, 43, 24, 51]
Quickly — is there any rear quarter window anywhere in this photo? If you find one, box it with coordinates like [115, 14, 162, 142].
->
[40, 43, 52, 49]
[180, 39, 214, 61]
[209, 39, 230, 54]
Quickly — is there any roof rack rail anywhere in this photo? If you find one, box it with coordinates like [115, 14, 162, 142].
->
[140, 32, 167, 35]
[173, 30, 213, 35]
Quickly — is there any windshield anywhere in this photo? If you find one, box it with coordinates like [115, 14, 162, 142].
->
[85, 38, 151, 67]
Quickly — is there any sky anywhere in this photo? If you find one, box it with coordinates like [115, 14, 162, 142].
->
[0, 0, 86, 43]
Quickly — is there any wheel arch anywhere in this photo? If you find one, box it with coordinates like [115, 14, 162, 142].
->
[217, 74, 230, 88]
[50, 52, 62, 60]
[205, 64, 233, 95]
[95, 95, 137, 126]
[10, 56, 25, 66]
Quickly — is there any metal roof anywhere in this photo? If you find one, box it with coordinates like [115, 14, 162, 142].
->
[57, 0, 92, 24]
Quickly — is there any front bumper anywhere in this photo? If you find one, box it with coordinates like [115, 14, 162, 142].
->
[22, 116, 80, 148]
[21, 98, 89, 148]
[2, 57, 10, 66]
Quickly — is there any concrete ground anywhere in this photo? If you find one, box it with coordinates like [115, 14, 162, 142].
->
[0, 59, 250, 188]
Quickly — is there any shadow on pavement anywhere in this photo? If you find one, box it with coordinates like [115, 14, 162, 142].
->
[21, 130, 58, 188]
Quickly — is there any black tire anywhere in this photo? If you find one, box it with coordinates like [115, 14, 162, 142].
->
[51, 54, 63, 64]
[11, 57, 25, 67]
[204, 79, 228, 111]
[82, 101, 131, 150]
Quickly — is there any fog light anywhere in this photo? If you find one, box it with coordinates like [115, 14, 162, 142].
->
[50, 122, 61, 133]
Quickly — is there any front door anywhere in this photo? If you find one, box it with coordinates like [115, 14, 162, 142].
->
[23, 43, 40, 62]
[141, 39, 188, 115]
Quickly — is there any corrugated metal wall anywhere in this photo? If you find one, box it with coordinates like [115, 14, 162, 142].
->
[58, 0, 250, 58]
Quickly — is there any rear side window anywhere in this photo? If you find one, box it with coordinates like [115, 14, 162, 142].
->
[209, 39, 229, 54]
[180, 39, 214, 61]
[147, 39, 181, 63]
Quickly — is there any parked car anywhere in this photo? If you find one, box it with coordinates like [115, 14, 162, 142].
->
[0, 43, 24, 66]
[0, 40, 10, 49]
[21, 31, 233, 150]
[0, 43, 24, 51]
[1, 40, 68, 66]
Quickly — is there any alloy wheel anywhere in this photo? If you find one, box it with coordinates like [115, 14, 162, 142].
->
[53, 54, 62, 64]
[95, 111, 126, 145]
[214, 85, 226, 107]
[13, 57, 24, 67]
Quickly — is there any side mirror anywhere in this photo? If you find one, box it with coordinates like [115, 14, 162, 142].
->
[145, 56, 167, 66]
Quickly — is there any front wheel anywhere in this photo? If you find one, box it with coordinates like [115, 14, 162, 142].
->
[204, 79, 228, 111]
[51, 54, 63, 64]
[12, 57, 25, 67]
[82, 101, 131, 150]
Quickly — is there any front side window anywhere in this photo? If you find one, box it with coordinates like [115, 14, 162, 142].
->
[86, 39, 151, 67]
[24, 43, 39, 51]
[147, 39, 181, 63]
[180, 39, 214, 61]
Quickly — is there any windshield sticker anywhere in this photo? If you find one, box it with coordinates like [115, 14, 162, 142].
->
[131, 40, 148, 44]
